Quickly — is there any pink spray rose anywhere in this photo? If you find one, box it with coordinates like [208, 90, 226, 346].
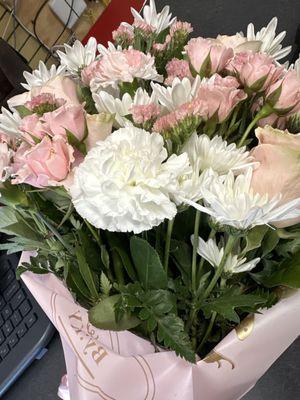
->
[251, 126, 300, 227]
[19, 114, 46, 144]
[266, 70, 300, 114]
[228, 52, 283, 91]
[85, 113, 113, 151]
[185, 37, 234, 77]
[42, 104, 86, 141]
[12, 136, 74, 188]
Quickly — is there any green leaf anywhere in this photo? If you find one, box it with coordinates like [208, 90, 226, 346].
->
[199, 50, 212, 78]
[89, 294, 140, 330]
[130, 237, 167, 290]
[243, 225, 268, 254]
[277, 237, 300, 258]
[170, 240, 191, 284]
[254, 251, 300, 288]
[15, 105, 33, 117]
[0, 207, 41, 240]
[77, 86, 98, 114]
[100, 245, 110, 270]
[202, 293, 266, 323]
[106, 232, 136, 280]
[67, 262, 91, 301]
[76, 246, 99, 299]
[100, 272, 112, 297]
[156, 314, 195, 363]
[0, 184, 29, 208]
[66, 129, 87, 155]
[262, 229, 280, 257]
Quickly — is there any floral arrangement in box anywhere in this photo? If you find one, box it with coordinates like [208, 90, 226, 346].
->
[0, 0, 300, 376]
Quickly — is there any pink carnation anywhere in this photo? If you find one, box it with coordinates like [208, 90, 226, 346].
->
[165, 59, 192, 85]
[185, 37, 234, 76]
[131, 104, 161, 125]
[227, 52, 283, 91]
[112, 24, 134, 42]
[81, 49, 160, 88]
[170, 21, 193, 36]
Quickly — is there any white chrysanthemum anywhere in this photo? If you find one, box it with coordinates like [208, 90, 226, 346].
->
[21, 61, 65, 90]
[192, 236, 260, 274]
[182, 132, 254, 175]
[57, 37, 97, 76]
[0, 107, 21, 137]
[0, 142, 13, 182]
[151, 76, 201, 112]
[189, 168, 300, 230]
[93, 88, 159, 128]
[289, 54, 300, 79]
[246, 17, 292, 61]
[97, 41, 123, 57]
[131, 0, 176, 34]
[70, 127, 189, 234]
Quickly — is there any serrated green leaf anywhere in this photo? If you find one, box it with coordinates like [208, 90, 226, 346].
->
[202, 293, 266, 323]
[89, 295, 140, 331]
[156, 314, 195, 363]
[130, 237, 167, 290]
[100, 272, 112, 297]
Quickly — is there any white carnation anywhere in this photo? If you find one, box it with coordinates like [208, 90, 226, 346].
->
[70, 127, 189, 233]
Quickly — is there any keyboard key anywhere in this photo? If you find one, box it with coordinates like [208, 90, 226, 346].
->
[3, 320, 13, 337]
[0, 344, 9, 359]
[0, 296, 5, 311]
[8, 334, 18, 349]
[0, 331, 4, 345]
[0, 260, 11, 278]
[4, 281, 20, 302]
[19, 300, 32, 317]
[16, 323, 27, 338]
[2, 305, 12, 321]
[0, 270, 14, 291]
[24, 313, 37, 329]
[11, 311, 22, 327]
[11, 290, 26, 311]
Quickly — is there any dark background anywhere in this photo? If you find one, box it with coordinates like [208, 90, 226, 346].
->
[2, 0, 300, 399]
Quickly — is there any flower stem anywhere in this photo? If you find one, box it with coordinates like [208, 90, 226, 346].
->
[192, 210, 201, 293]
[202, 235, 236, 300]
[164, 218, 175, 273]
[238, 104, 273, 147]
[85, 220, 103, 249]
[198, 311, 217, 353]
[197, 229, 216, 284]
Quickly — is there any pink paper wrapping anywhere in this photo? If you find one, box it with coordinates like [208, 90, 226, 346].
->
[20, 252, 300, 400]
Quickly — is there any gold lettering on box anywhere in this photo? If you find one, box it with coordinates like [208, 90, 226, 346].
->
[236, 314, 255, 341]
[203, 350, 235, 369]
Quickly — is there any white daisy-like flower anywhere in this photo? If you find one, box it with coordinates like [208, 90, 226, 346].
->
[97, 41, 123, 57]
[131, 0, 176, 34]
[246, 17, 292, 61]
[93, 88, 159, 127]
[182, 132, 254, 175]
[21, 61, 66, 90]
[189, 168, 300, 230]
[70, 127, 189, 234]
[192, 236, 260, 274]
[151, 76, 201, 112]
[0, 107, 21, 137]
[57, 37, 98, 76]
[289, 54, 300, 78]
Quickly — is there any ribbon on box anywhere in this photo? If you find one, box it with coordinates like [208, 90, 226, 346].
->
[20, 252, 300, 400]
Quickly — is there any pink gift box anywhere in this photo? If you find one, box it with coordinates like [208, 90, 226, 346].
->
[20, 252, 300, 400]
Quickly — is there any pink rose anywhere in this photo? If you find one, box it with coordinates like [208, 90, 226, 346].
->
[266, 70, 300, 114]
[251, 125, 300, 227]
[228, 52, 283, 91]
[42, 104, 86, 141]
[85, 113, 113, 151]
[8, 76, 80, 109]
[19, 114, 46, 144]
[12, 136, 74, 188]
[185, 37, 234, 77]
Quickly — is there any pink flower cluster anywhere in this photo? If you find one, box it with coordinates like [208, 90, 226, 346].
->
[131, 103, 161, 125]
[25, 93, 65, 112]
[165, 59, 192, 85]
[112, 24, 134, 43]
[154, 74, 246, 133]
[169, 21, 193, 36]
[133, 19, 155, 34]
[152, 21, 193, 53]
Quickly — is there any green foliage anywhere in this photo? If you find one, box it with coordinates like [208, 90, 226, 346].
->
[130, 237, 167, 290]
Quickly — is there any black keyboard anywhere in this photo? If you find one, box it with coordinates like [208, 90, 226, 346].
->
[0, 256, 37, 361]
[0, 251, 55, 397]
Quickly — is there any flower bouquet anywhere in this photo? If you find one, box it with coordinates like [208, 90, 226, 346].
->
[0, 1, 300, 399]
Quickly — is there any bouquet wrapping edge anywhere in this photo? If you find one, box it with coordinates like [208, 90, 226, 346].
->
[20, 252, 300, 400]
